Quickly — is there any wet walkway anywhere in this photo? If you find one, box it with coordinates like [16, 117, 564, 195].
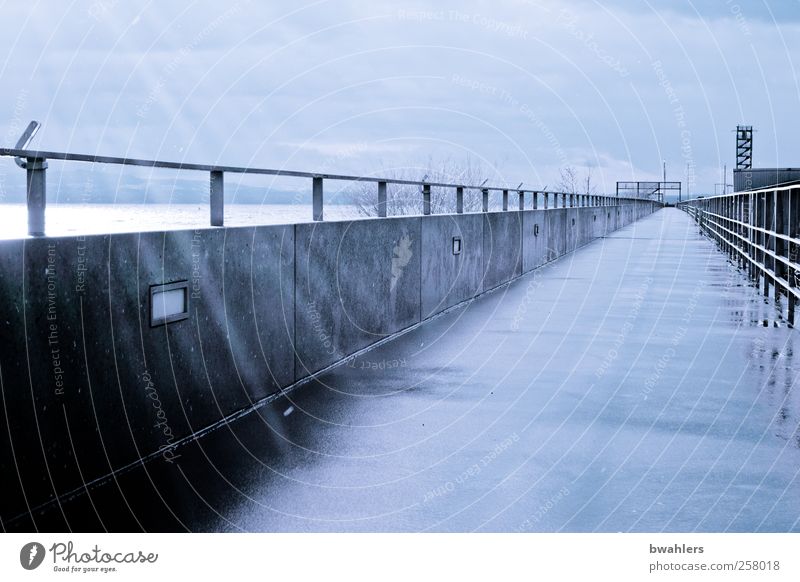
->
[15, 209, 800, 532]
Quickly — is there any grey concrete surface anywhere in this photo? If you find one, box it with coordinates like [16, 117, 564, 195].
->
[420, 214, 484, 318]
[546, 209, 567, 261]
[521, 210, 548, 272]
[294, 217, 422, 378]
[566, 208, 579, 251]
[482, 211, 523, 291]
[7, 208, 797, 533]
[0, 201, 656, 525]
[0, 225, 296, 521]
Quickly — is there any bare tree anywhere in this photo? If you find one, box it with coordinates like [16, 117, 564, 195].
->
[347, 156, 499, 217]
[556, 166, 580, 195]
[558, 165, 598, 196]
[584, 167, 598, 196]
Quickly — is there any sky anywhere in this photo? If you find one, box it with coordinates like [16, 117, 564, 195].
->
[1, 0, 799, 200]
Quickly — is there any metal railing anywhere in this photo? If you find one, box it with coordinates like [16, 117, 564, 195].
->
[677, 186, 800, 326]
[2, 128, 650, 237]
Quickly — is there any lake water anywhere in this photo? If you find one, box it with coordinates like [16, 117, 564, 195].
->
[0, 203, 365, 239]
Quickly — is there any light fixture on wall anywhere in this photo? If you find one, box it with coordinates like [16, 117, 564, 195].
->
[150, 281, 189, 327]
[452, 236, 462, 255]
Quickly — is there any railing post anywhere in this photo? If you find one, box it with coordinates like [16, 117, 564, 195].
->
[377, 181, 387, 217]
[518, 190, 524, 211]
[774, 191, 786, 297]
[562, 192, 567, 208]
[26, 157, 47, 236]
[482, 188, 489, 212]
[739, 194, 745, 269]
[456, 186, 464, 214]
[751, 195, 757, 284]
[789, 189, 796, 327]
[423, 183, 431, 215]
[210, 170, 224, 226]
[313, 177, 323, 221]
[544, 192, 549, 209]
[532, 191, 538, 210]
[569, 193, 574, 208]
[502, 189, 508, 211]
[762, 193, 769, 296]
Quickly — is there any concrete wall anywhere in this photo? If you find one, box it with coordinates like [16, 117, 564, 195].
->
[0, 199, 658, 522]
[521, 210, 548, 272]
[294, 218, 421, 377]
[566, 209, 579, 252]
[546, 209, 567, 261]
[0, 225, 295, 522]
[421, 214, 484, 319]
[482, 211, 523, 291]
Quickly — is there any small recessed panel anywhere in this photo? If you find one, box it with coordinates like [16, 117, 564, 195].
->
[150, 281, 189, 327]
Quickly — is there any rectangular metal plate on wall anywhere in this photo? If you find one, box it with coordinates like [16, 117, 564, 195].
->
[150, 280, 190, 327]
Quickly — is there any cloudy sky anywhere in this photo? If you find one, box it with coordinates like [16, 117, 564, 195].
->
[1, 0, 799, 198]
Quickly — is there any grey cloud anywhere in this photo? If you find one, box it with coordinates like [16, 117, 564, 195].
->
[0, 0, 798, 196]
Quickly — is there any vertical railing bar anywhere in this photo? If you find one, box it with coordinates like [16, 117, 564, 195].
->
[210, 170, 224, 227]
[312, 177, 323, 221]
[26, 157, 47, 236]
[377, 181, 387, 218]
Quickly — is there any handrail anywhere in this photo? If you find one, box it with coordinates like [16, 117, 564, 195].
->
[677, 180, 800, 204]
[1, 146, 657, 236]
[677, 184, 799, 326]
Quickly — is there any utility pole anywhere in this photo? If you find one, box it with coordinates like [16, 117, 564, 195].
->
[684, 162, 688, 202]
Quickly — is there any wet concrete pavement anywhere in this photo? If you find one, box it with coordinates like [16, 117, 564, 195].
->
[10, 208, 800, 532]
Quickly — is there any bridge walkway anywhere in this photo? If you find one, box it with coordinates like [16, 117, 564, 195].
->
[15, 208, 800, 532]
